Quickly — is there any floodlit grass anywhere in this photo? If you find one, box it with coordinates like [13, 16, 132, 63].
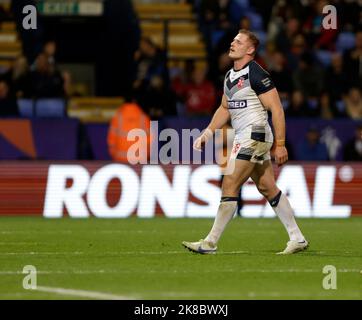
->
[0, 217, 361, 299]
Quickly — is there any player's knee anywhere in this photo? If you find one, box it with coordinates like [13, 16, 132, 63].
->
[256, 182, 277, 199]
[256, 184, 268, 197]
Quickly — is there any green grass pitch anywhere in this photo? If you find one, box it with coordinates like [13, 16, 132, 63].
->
[0, 217, 361, 300]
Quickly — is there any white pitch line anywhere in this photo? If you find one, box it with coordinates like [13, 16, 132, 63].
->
[1, 289, 360, 300]
[0, 230, 157, 234]
[0, 250, 189, 256]
[35, 286, 134, 300]
[0, 251, 85, 255]
[0, 230, 276, 235]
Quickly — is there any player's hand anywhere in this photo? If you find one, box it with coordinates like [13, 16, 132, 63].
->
[274, 146, 288, 167]
[193, 128, 213, 151]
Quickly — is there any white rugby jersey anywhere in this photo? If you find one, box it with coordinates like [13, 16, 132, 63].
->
[224, 60, 275, 143]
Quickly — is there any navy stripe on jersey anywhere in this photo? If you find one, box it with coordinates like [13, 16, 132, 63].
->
[249, 61, 275, 95]
[226, 73, 249, 90]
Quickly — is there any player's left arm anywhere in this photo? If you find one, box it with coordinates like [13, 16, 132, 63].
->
[258, 88, 288, 166]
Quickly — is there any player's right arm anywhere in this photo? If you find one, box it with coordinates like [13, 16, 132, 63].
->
[193, 94, 230, 151]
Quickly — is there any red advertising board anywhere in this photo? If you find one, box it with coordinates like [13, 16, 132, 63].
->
[0, 161, 361, 217]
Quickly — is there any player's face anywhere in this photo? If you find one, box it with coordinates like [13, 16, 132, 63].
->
[229, 33, 254, 60]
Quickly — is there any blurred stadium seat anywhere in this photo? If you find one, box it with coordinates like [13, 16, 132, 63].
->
[254, 31, 267, 51]
[244, 11, 263, 31]
[135, 3, 193, 20]
[211, 30, 226, 48]
[35, 99, 66, 118]
[336, 100, 346, 114]
[137, 3, 206, 60]
[235, 0, 250, 8]
[229, 0, 250, 24]
[67, 97, 124, 123]
[18, 99, 34, 118]
[0, 22, 22, 73]
[336, 32, 356, 52]
[315, 50, 332, 67]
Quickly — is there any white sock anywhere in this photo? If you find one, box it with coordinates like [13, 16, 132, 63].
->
[205, 198, 237, 245]
[271, 192, 305, 242]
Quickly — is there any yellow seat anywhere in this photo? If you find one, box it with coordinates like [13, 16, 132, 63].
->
[0, 32, 18, 43]
[135, 3, 194, 20]
[0, 51, 21, 59]
[135, 3, 192, 13]
[168, 59, 207, 70]
[1, 0, 11, 13]
[135, 2, 207, 70]
[0, 59, 12, 69]
[0, 22, 16, 31]
[0, 41, 22, 50]
[68, 97, 125, 123]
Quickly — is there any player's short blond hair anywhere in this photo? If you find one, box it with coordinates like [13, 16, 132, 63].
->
[238, 29, 260, 56]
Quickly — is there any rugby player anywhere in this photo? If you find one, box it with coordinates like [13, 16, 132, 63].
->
[182, 30, 308, 255]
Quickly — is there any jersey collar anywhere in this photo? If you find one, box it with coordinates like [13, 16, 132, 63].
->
[233, 60, 252, 72]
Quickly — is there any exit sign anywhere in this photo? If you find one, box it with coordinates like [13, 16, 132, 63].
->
[37, 1, 103, 16]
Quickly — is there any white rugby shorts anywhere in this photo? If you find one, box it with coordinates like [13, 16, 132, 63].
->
[230, 138, 273, 165]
